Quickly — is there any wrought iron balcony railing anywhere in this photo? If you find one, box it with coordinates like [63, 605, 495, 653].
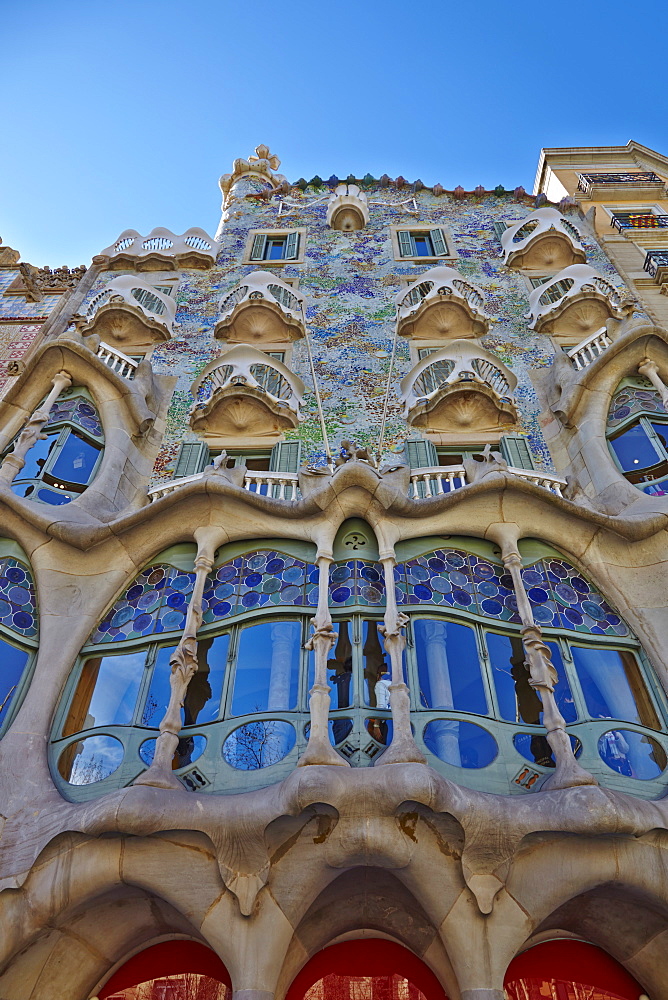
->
[643, 248, 668, 280]
[611, 213, 668, 233]
[577, 172, 663, 197]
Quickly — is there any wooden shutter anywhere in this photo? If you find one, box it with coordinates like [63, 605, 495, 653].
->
[493, 222, 508, 242]
[405, 438, 438, 470]
[500, 434, 534, 470]
[270, 440, 302, 473]
[397, 230, 413, 257]
[250, 233, 266, 261]
[284, 231, 300, 260]
[174, 441, 210, 479]
[430, 228, 447, 256]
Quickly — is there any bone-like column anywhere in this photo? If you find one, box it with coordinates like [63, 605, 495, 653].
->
[501, 546, 597, 790]
[0, 370, 72, 483]
[298, 554, 349, 766]
[375, 555, 426, 766]
[638, 358, 668, 410]
[135, 532, 216, 789]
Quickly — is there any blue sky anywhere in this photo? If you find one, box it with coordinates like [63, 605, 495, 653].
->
[2, 0, 668, 267]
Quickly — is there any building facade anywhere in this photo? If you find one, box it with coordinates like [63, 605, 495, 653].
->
[0, 142, 667, 999]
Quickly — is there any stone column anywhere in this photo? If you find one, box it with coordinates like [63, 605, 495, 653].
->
[0, 370, 72, 484]
[501, 546, 597, 790]
[421, 619, 461, 764]
[638, 357, 668, 410]
[135, 530, 217, 789]
[375, 555, 426, 765]
[298, 554, 349, 766]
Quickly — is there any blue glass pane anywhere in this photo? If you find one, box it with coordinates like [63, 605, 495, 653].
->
[571, 646, 648, 725]
[49, 429, 100, 486]
[363, 620, 397, 707]
[63, 651, 146, 735]
[513, 731, 582, 768]
[142, 645, 176, 728]
[488, 633, 576, 724]
[223, 719, 295, 769]
[58, 734, 124, 784]
[139, 733, 206, 769]
[413, 235, 431, 256]
[231, 620, 301, 715]
[0, 638, 29, 725]
[649, 421, 668, 452]
[266, 240, 285, 260]
[423, 719, 497, 768]
[414, 618, 487, 714]
[36, 488, 72, 505]
[598, 729, 666, 780]
[609, 423, 660, 472]
[14, 433, 58, 483]
[324, 621, 353, 709]
[304, 717, 353, 746]
[365, 716, 393, 746]
[142, 634, 229, 729]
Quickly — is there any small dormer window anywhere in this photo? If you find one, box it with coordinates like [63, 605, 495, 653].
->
[249, 231, 300, 262]
[396, 228, 448, 259]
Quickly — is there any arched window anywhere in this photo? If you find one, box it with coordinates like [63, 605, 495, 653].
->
[606, 376, 668, 496]
[8, 387, 103, 506]
[50, 539, 665, 799]
[505, 940, 644, 1000]
[286, 940, 448, 1000]
[98, 941, 231, 999]
[0, 543, 39, 737]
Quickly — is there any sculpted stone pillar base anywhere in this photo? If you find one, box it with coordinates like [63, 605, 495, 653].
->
[460, 990, 505, 1000]
[543, 727, 598, 790]
[375, 682, 426, 766]
[298, 683, 348, 766]
[133, 731, 182, 789]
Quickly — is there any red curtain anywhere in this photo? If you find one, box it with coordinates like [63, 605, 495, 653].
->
[505, 940, 644, 1000]
[99, 941, 232, 998]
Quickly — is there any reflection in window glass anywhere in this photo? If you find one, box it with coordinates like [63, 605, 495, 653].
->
[0, 637, 30, 727]
[58, 734, 124, 784]
[142, 634, 229, 728]
[414, 619, 487, 714]
[326, 621, 353, 710]
[223, 719, 295, 769]
[488, 633, 576, 724]
[49, 430, 101, 487]
[63, 651, 146, 735]
[363, 620, 392, 707]
[423, 718, 497, 768]
[231, 620, 300, 715]
[610, 423, 660, 472]
[15, 434, 58, 484]
[571, 646, 658, 728]
[598, 729, 667, 780]
[139, 733, 207, 769]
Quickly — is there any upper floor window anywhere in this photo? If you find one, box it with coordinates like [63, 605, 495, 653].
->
[610, 208, 668, 232]
[8, 389, 103, 506]
[394, 227, 449, 260]
[607, 378, 668, 496]
[0, 546, 39, 738]
[246, 230, 303, 264]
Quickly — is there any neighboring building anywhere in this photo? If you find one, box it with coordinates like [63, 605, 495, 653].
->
[0, 143, 667, 1000]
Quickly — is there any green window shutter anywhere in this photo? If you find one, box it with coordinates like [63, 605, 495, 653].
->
[500, 434, 534, 470]
[397, 230, 413, 257]
[405, 438, 438, 470]
[284, 231, 300, 260]
[430, 228, 447, 256]
[270, 440, 302, 473]
[174, 442, 210, 479]
[250, 233, 266, 261]
[493, 222, 508, 242]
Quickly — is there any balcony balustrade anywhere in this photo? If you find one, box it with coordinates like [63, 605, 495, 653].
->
[395, 266, 490, 340]
[148, 469, 301, 502]
[565, 327, 613, 372]
[527, 264, 628, 340]
[644, 248, 668, 283]
[577, 172, 664, 199]
[95, 342, 139, 379]
[190, 344, 305, 438]
[501, 209, 586, 270]
[214, 270, 306, 344]
[611, 213, 668, 233]
[96, 227, 218, 270]
[400, 340, 517, 433]
[408, 464, 566, 499]
[73, 275, 176, 349]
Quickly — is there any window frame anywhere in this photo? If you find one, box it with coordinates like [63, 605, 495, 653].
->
[607, 412, 668, 491]
[243, 228, 306, 266]
[390, 224, 455, 262]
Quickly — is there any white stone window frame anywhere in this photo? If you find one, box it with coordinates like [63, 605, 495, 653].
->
[243, 228, 307, 266]
[524, 273, 558, 294]
[390, 224, 456, 263]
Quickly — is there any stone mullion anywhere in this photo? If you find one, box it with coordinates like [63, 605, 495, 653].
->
[638, 357, 668, 410]
[0, 370, 72, 484]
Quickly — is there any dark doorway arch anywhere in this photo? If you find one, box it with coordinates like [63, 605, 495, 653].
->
[99, 940, 232, 998]
[505, 940, 644, 999]
[286, 939, 448, 1000]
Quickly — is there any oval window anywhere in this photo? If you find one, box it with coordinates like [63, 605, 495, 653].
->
[598, 729, 667, 780]
[139, 734, 206, 769]
[513, 732, 582, 768]
[423, 719, 497, 768]
[222, 720, 296, 770]
[58, 734, 124, 784]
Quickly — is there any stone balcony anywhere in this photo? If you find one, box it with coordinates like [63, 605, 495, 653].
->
[527, 264, 630, 341]
[95, 227, 218, 270]
[73, 275, 177, 349]
[326, 183, 370, 232]
[400, 340, 517, 434]
[501, 208, 586, 270]
[213, 271, 306, 345]
[190, 344, 305, 439]
[395, 266, 490, 341]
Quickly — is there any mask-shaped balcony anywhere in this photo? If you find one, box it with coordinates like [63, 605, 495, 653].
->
[400, 341, 517, 434]
[395, 266, 490, 341]
[326, 184, 370, 231]
[501, 209, 586, 270]
[73, 275, 176, 350]
[95, 227, 217, 270]
[190, 344, 305, 439]
[527, 264, 630, 340]
[214, 271, 306, 345]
